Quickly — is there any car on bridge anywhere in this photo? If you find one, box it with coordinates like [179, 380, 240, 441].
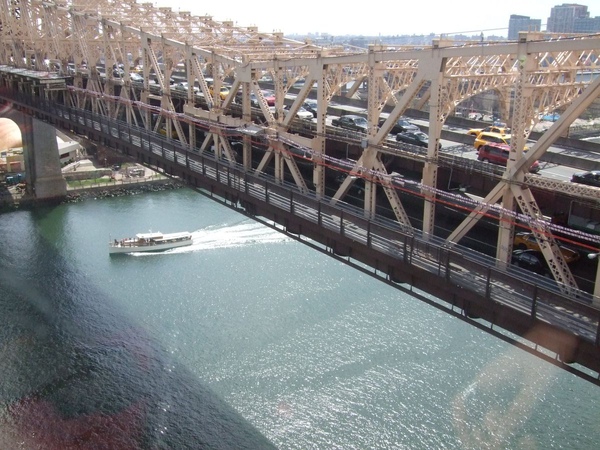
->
[571, 170, 600, 188]
[395, 131, 442, 149]
[171, 82, 199, 95]
[152, 74, 175, 85]
[261, 90, 276, 106]
[378, 117, 420, 134]
[302, 100, 318, 117]
[334, 174, 365, 197]
[331, 115, 368, 132]
[477, 143, 539, 173]
[513, 232, 580, 264]
[284, 106, 314, 120]
[112, 66, 125, 78]
[473, 131, 511, 149]
[511, 249, 552, 277]
[129, 72, 144, 84]
[209, 85, 230, 100]
[234, 90, 260, 107]
[473, 131, 530, 152]
[467, 125, 510, 136]
[239, 90, 276, 107]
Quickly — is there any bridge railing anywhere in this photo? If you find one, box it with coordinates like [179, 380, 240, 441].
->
[5, 91, 600, 349]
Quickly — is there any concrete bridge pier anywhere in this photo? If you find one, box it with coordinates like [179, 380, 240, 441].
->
[7, 108, 66, 200]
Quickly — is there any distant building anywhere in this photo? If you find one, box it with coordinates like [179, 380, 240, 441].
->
[547, 3, 589, 33]
[0, 149, 24, 173]
[508, 15, 542, 40]
[573, 15, 600, 33]
[58, 140, 84, 165]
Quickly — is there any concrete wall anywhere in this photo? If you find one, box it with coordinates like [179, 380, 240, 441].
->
[63, 169, 112, 181]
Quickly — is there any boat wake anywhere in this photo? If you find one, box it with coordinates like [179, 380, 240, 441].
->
[131, 220, 292, 256]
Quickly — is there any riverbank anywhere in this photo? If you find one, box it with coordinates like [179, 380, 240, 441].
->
[1, 177, 187, 212]
[1, 142, 188, 211]
[64, 179, 187, 203]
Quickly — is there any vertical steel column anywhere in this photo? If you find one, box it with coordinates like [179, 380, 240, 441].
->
[312, 58, 327, 200]
[421, 44, 446, 238]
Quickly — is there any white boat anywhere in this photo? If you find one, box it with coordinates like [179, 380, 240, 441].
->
[109, 231, 193, 254]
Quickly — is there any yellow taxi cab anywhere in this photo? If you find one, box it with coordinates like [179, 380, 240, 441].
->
[473, 131, 511, 150]
[473, 131, 531, 151]
[158, 126, 179, 139]
[513, 232, 580, 264]
[467, 125, 510, 136]
[209, 85, 230, 100]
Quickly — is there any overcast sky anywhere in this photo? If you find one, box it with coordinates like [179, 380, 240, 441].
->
[151, 1, 597, 37]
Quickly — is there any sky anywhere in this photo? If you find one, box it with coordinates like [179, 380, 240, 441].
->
[151, 1, 598, 38]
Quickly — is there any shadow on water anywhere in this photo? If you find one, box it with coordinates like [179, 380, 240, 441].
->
[0, 220, 277, 449]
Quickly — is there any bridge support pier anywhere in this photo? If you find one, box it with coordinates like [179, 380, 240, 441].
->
[7, 109, 66, 200]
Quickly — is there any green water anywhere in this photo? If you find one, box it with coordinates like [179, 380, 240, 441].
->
[1, 188, 599, 449]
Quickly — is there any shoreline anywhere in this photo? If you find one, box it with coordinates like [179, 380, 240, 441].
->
[63, 179, 187, 203]
[1, 179, 187, 212]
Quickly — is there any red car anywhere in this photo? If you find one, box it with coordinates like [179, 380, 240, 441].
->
[261, 90, 276, 106]
[477, 142, 539, 173]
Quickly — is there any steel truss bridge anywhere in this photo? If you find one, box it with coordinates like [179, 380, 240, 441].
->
[2, 0, 600, 381]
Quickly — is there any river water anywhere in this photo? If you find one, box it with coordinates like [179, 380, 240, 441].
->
[1, 187, 599, 449]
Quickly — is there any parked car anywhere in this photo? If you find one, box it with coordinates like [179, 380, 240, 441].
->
[331, 115, 368, 132]
[513, 232, 580, 264]
[477, 143, 539, 173]
[467, 125, 510, 136]
[511, 249, 552, 277]
[571, 170, 600, 188]
[395, 131, 441, 149]
[378, 117, 420, 134]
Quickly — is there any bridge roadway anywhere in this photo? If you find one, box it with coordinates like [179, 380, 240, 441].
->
[4, 89, 599, 384]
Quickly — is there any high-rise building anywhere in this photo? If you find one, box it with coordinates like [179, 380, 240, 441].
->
[547, 3, 589, 33]
[573, 15, 600, 33]
[508, 15, 542, 40]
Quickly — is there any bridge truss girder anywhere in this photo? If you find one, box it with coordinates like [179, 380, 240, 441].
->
[447, 72, 600, 290]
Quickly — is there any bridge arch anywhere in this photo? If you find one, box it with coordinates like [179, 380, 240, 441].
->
[0, 115, 22, 150]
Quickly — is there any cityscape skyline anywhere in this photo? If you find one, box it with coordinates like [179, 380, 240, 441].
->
[152, 1, 598, 38]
